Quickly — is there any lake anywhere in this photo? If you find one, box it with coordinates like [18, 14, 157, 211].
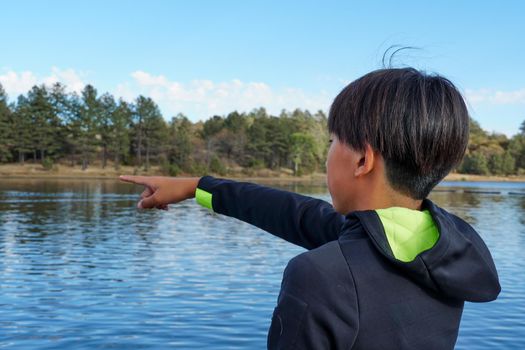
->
[0, 178, 524, 349]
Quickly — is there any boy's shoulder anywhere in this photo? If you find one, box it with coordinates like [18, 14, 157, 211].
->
[288, 240, 349, 278]
[283, 239, 359, 303]
[272, 240, 360, 349]
[283, 213, 371, 293]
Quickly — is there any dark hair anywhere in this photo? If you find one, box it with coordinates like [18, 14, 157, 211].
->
[328, 68, 469, 199]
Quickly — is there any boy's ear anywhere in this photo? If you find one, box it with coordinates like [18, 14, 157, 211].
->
[354, 143, 375, 177]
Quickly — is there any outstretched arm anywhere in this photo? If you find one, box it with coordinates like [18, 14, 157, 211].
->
[119, 175, 345, 250]
[196, 176, 345, 249]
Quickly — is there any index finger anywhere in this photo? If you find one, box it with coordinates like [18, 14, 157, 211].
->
[119, 175, 151, 186]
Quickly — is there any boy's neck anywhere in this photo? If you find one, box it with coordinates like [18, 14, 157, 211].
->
[352, 179, 423, 212]
[374, 192, 423, 211]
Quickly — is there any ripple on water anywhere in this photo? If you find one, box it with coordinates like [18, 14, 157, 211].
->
[0, 181, 524, 349]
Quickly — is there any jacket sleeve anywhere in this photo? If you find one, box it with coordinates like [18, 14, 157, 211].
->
[267, 245, 359, 349]
[195, 175, 345, 250]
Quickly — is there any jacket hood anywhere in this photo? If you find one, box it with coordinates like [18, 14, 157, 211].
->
[349, 199, 501, 302]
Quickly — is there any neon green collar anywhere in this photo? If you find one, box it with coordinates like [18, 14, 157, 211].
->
[375, 207, 439, 262]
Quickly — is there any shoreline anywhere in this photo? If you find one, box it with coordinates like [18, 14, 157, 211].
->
[2, 163, 525, 183]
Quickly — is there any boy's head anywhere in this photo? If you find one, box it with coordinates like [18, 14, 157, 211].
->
[326, 68, 469, 212]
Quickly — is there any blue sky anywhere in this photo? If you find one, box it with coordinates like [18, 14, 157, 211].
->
[1, 0, 524, 135]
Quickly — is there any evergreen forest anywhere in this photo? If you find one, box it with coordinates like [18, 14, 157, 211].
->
[1, 82, 524, 177]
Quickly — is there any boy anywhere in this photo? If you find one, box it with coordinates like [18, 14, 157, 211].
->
[120, 68, 501, 349]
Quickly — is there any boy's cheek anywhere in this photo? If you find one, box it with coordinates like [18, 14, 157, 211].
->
[327, 162, 356, 214]
[326, 172, 344, 213]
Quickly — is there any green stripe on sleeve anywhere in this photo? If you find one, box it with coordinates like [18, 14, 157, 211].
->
[195, 188, 213, 210]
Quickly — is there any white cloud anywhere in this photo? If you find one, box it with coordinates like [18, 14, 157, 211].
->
[1, 67, 522, 135]
[465, 88, 525, 105]
[0, 67, 86, 97]
[0, 71, 38, 96]
[44, 67, 85, 93]
[120, 70, 331, 120]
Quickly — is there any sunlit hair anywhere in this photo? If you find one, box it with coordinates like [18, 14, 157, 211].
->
[328, 68, 470, 199]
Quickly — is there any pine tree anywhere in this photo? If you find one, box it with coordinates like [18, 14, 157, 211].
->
[0, 84, 12, 162]
[135, 96, 167, 170]
[168, 113, 193, 170]
[110, 99, 132, 169]
[49, 82, 71, 161]
[132, 97, 144, 168]
[26, 85, 62, 163]
[508, 131, 525, 171]
[12, 95, 33, 164]
[223, 111, 248, 164]
[62, 93, 82, 166]
[98, 93, 117, 168]
[76, 85, 101, 170]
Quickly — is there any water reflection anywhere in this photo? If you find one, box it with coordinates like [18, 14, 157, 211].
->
[0, 178, 524, 349]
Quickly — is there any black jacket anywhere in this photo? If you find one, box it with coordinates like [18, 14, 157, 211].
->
[196, 176, 501, 349]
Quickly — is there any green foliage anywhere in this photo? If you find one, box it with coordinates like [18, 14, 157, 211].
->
[2, 81, 525, 179]
[73, 84, 102, 170]
[42, 157, 54, 170]
[460, 151, 489, 175]
[502, 152, 516, 175]
[26, 85, 62, 163]
[110, 100, 132, 169]
[98, 93, 117, 168]
[134, 96, 168, 171]
[209, 155, 227, 176]
[161, 161, 181, 176]
[202, 115, 224, 138]
[290, 132, 317, 176]
[488, 153, 505, 175]
[188, 161, 208, 176]
[488, 152, 515, 175]
[12, 95, 33, 163]
[168, 114, 193, 170]
[509, 134, 525, 170]
[0, 84, 12, 162]
[457, 117, 524, 176]
[245, 157, 265, 169]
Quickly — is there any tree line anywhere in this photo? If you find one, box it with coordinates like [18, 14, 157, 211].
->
[0, 82, 328, 176]
[0, 82, 524, 177]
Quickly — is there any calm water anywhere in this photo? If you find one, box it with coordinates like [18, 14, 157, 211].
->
[0, 178, 524, 349]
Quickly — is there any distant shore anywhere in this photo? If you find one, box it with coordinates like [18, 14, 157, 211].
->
[442, 173, 525, 183]
[0, 163, 326, 182]
[1, 163, 525, 183]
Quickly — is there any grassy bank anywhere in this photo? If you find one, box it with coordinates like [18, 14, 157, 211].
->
[442, 173, 525, 183]
[0, 163, 327, 183]
[2, 163, 525, 183]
